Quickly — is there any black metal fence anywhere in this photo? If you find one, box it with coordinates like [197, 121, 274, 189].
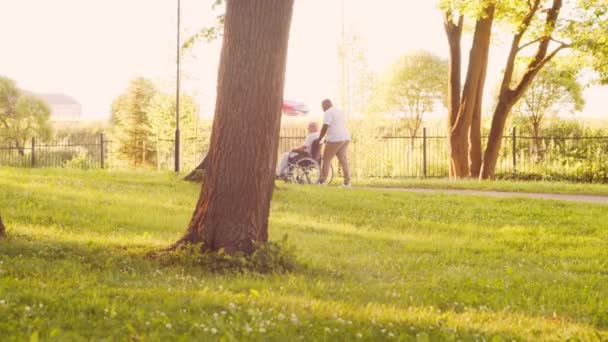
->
[0, 135, 107, 169]
[1, 129, 607, 182]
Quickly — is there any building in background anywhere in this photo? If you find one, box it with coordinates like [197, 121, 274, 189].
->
[36, 93, 82, 122]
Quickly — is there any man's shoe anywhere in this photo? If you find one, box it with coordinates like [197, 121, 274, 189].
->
[341, 183, 352, 188]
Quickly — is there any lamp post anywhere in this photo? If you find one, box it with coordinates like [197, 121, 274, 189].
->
[175, 0, 181, 173]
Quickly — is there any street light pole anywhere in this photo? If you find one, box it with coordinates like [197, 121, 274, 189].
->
[175, 0, 181, 173]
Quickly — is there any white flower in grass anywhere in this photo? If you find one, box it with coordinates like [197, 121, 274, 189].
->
[389, 332, 394, 337]
[25, 306, 31, 312]
[324, 327, 331, 333]
[290, 313, 299, 324]
[38, 303, 43, 308]
[247, 309, 254, 315]
[165, 323, 172, 329]
[211, 328, 217, 334]
[145, 321, 150, 326]
[356, 333, 363, 338]
[278, 313, 285, 320]
[221, 311, 227, 316]
[213, 312, 219, 319]
[0, 300, 5, 305]
[244, 324, 253, 333]
[229, 303, 236, 310]
[259, 327, 266, 333]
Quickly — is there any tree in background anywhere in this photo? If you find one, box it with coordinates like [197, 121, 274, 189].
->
[337, 32, 376, 118]
[174, 0, 295, 254]
[147, 92, 199, 170]
[369, 51, 447, 145]
[513, 60, 584, 156]
[0, 76, 52, 154]
[111, 78, 157, 167]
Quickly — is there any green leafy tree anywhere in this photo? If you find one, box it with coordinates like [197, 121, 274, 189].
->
[111, 78, 157, 167]
[369, 51, 448, 143]
[147, 92, 199, 170]
[513, 60, 584, 143]
[0, 76, 51, 154]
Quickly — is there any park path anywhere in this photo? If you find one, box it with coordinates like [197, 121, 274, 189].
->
[361, 187, 608, 205]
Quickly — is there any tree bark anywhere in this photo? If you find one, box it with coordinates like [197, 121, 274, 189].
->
[469, 29, 491, 178]
[444, 13, 463, 178]
[447, 5, 494, 178]
[0, 214, 6, 238]
[480, 96, 517, 178]
[174, 0, 294, 254]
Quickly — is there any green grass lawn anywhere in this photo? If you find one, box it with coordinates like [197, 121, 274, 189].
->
[1, 167, 607, 341]
[354, 177, 608, 196]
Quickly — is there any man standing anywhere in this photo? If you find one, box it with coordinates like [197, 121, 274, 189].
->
[316, 99, 351, 186]
[276, 122, 320, 179]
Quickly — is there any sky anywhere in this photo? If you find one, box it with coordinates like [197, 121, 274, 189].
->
[0, 0, 606, 120]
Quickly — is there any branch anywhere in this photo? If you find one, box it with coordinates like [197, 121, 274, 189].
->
[501, 0, 542, 93]
[538, 43, 570, 68]
[550, 38, 570, 47]
[443, 10, 463, 38]
[513, 0, 565, 100]
[518, 37, 543, 52]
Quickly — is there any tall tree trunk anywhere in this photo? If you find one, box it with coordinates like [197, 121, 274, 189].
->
[469, 41, 491, 178]
[0, 214, 6, 238]
[444, 13, 463, 178]
[480, 96, 517, 178]
[174, 0, 294, 254]
[448, 5, 495, 178]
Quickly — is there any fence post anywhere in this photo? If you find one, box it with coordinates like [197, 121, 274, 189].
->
[512, 126, 517, 175]
[31, 137, 35, 168]
[422, 127, 427, 177]
[100, 133, 105, 169]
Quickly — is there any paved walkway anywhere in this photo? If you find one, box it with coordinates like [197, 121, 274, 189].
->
[362, 187, 608, 205]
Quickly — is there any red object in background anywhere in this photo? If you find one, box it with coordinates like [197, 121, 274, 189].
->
[282, 100, 309, 116]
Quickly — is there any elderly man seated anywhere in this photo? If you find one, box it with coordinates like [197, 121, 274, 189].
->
[276, 122, 320, 179]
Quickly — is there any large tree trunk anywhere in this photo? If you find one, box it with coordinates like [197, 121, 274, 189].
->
[444, 13, 463, 178]
[174, 0, 294, 254]
[447, 5, 495, 178]
[469, 41, 491, 178]
[480, 96, 517, 178]
[0, 214, 6, 238]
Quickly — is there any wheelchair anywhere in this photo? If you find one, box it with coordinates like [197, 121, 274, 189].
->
[280, 139, 334, 185]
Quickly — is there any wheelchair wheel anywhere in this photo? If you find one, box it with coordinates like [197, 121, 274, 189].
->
[292, 158, 320, 184]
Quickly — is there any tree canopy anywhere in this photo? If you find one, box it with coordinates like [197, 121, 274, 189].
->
[0, 76, 52, 152]
[370, 51, 448, 138]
